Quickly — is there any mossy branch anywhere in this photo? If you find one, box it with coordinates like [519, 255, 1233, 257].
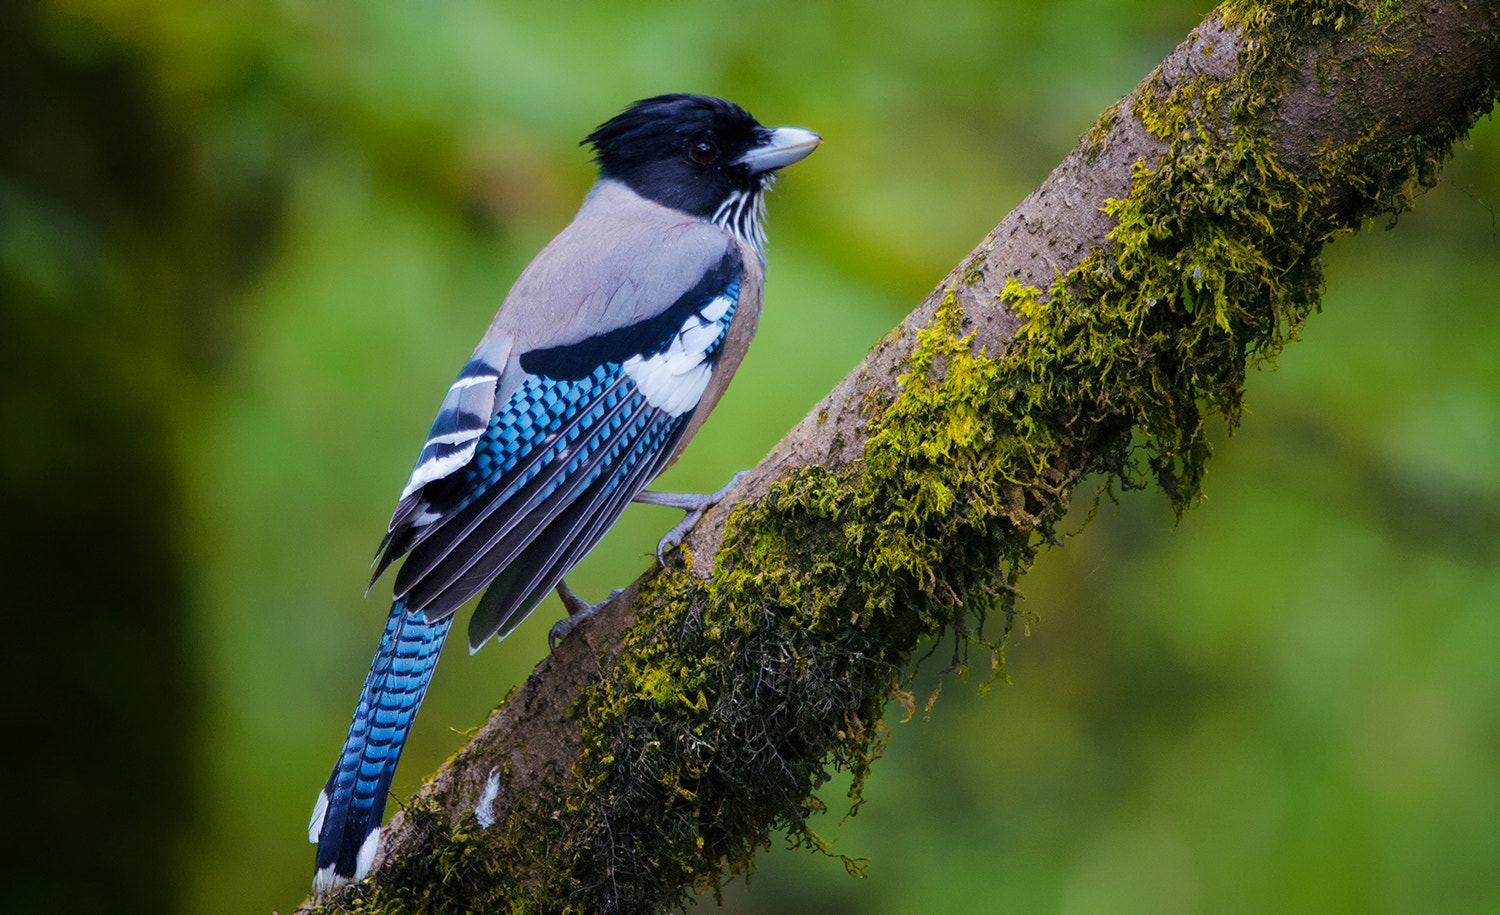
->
[299, 2, 1499, 912]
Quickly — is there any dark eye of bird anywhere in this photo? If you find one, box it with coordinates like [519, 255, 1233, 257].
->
[688, 139, 719, 165]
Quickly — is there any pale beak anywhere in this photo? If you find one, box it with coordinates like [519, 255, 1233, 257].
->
[737, 126, 823, 173]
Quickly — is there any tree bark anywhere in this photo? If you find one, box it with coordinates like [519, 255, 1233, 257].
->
[300, 2, 1500, 912]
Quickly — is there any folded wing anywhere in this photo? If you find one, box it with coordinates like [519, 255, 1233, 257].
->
[374, 229, 745, 650]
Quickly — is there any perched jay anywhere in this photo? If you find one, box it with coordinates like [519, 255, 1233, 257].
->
[308, 94, 820, 891]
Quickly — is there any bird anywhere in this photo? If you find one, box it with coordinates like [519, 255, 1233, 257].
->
[307, 93, 820, 892]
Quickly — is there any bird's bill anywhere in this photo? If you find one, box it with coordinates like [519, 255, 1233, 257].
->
[737, 126, 823, 173]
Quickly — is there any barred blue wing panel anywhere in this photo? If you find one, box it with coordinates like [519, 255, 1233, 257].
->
[390, 365, 633, 605]
[380, 247, 744, 633]
[404, 367, 681, 622]
[467, 399, 690, 646]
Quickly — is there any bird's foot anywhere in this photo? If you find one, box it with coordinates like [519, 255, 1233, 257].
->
[634, 470, 750, 564]
[549, 580, 624, 650]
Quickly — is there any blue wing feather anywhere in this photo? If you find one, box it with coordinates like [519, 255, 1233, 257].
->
[469, 416, 683, 646]
[383, 366, 631, 603]
[405, 375, 657, 616]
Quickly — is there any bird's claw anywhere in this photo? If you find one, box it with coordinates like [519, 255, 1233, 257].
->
[548, 582, 624, 651]
[654, 518, 696, 566]
[636, 470, 750, 565]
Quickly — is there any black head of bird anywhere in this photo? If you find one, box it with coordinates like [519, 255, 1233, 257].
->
[585, 93, 821, 252]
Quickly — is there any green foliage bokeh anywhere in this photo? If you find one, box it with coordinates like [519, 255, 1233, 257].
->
[4, 0, 1497, 912]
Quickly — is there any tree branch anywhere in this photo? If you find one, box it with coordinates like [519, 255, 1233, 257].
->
[300, 2, 1500, 912]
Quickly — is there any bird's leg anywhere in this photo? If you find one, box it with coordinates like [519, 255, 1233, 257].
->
[634, 470, 750, 564]
[549, 580, 624, 650]
[548, 471, 748, 649]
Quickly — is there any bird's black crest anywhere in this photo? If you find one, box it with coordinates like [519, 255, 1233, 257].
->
[584, 94, 772, 220]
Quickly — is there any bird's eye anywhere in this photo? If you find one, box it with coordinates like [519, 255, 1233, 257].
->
[689, 139, 719, 165]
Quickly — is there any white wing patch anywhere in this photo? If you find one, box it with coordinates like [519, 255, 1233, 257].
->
[622, 292, 734, 417]
[399, 365, 501, 500]
[699, 292, 732, 324]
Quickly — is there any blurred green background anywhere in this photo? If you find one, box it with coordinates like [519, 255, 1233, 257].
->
[4, 0, 1497, 912]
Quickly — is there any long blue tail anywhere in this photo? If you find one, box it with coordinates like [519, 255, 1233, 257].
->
[309, 599, 451, 892]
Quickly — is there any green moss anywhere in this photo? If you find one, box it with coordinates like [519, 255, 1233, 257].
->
[320, 2, 1500, 911]
[1080, 100, 1122, 163]
[549, 286, 1034, 909]
[1219, 0, 1388, 33]
[545, 3, 1494, 909]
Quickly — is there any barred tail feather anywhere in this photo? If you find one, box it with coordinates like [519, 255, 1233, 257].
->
[310, 599, 452, 892]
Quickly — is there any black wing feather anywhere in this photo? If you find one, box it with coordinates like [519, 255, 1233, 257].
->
[466, 418, 683, 648]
